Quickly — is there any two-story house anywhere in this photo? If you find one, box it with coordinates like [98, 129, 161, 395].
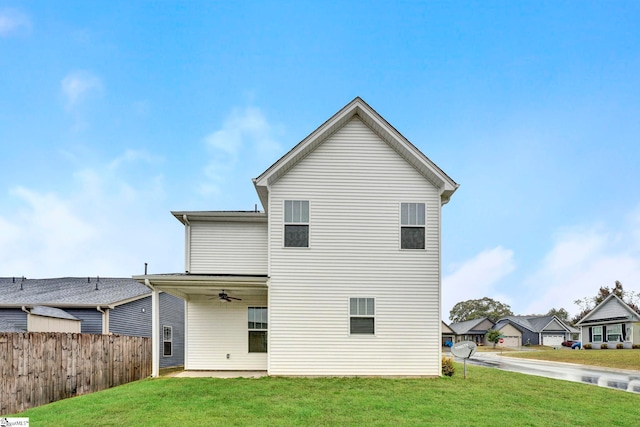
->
[135, 97, 458, 376]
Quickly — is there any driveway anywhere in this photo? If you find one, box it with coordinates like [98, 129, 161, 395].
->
[454, 351, 640, 394]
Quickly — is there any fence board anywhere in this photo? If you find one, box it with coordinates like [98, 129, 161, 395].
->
[0, 332, 151, 415]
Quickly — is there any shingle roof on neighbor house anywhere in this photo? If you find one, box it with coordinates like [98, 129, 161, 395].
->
[29, 305, 80, 320]
[448, 317, 493, 335]
[495, 315, 573, 333]
[0, 277, 150, 307]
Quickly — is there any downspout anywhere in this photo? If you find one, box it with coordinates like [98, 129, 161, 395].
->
[96, 306, 109, 334]
[183, 214, 191, 274]
[145, 278, 160, 378]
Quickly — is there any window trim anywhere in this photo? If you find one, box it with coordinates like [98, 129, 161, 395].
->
[592, 325, 603, 342]
[162, 325, 173, 357]
[283, 200, 310, 248]
[400, 202, 426, 250]
[248, 307, 268, 353]
[349, 297, 375, 335]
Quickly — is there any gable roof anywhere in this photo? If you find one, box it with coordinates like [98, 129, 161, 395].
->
[495, 315, 571, 333]
[442, 321, 454, 334]
[252, 97, 459, 211]
[575, 293, 640, 325]
[0, 277, 150, 308]
[448, 317, 494, 335]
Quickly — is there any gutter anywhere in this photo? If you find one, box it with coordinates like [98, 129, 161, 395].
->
[96, 306, 109, 334]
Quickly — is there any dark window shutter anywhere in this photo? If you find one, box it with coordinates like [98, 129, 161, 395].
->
[589, 327, 592, 342]
[602, 325, 607, 342]
[621, 324, 626, 341]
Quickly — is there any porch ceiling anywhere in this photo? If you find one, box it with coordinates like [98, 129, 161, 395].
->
[133, 273, 268, 299]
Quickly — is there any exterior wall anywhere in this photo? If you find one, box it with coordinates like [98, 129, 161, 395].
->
[110, 298, 151, 337]
[159, 293, 185, 368]
[520, 328, 539, 346]
[543, 319, 567, 332]
[186, 294, 268, 370]
[497, 323, 522, 348]
[189, 221, 267, 275]
[65, 309, 103, 334]
[0, 309, 27, 331]
[588, 299, 631, 320]
[27, 314, 81, 333]
[267, 117, 442, 376]
[110, 294, 185, 368]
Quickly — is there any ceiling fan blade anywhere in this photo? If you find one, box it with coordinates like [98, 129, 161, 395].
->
[228, 296, 242, 301]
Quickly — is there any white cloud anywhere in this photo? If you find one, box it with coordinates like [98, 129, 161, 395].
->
[61, 71, 103, 109]
[521, 216, 640, 317]
[442, 246, 516, 318]
[200, 106, 281, 195]
[0, 9, 31, 36]
[0, 150, 180, 278]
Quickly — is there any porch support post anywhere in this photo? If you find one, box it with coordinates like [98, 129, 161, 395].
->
[146, 279, 160, 378]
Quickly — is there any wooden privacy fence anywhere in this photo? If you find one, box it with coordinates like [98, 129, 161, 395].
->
[0, 332, 152, 415]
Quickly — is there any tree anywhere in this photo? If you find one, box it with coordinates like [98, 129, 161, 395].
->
[572, 281, 640, 324]
[449, 297, 513, 323]
[546, 307, 570, 323]
[486, 329, 502, 348]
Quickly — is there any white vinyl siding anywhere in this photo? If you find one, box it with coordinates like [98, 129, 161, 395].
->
[189, 221, 267, 274]
[185, 295, 268, 370]
[267, 117, 442, 376]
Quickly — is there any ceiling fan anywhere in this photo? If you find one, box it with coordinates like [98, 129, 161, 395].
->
[208, 290, 242, 302]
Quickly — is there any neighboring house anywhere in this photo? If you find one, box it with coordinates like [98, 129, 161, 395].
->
[448, 317, 494, 346]
[0, 277, 185, 368]
[441, 321, 455, 346]
[575, 294, 640, 349]
[494, 315, 573, 347]
[135, 97, 459, 377]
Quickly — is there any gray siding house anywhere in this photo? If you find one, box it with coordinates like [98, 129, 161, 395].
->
[494, 315, 574, 347]
[575, 294, 640, 349]
[0, 277, 184, 368]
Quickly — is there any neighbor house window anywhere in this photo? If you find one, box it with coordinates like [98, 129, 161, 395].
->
[607, 324, 622, 342]
[401, 202, 425, 249]
[248, 307, 268, 353]
[350, 298, 375, 335]
[592, 326, 602, 342]
[284, 200, 309, 247]
[163, 326, 173, 357]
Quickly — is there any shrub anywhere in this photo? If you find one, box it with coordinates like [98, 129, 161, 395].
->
[584, 344, 592, 349]
[633, 344, 640, 349]
[600, 343, 608, 349]
[616, 343, 624, 349]
[442, 357, 455, 377]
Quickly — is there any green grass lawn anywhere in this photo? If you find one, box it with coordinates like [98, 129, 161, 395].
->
[502, 348, 640, 370]
[12, 364, 638, 427]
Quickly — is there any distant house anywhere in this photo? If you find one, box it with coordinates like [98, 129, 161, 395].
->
[441, 321, 455, 346]
[135, 97, 459, 377]
[494, 315, 574, 347]
[575, 294, 640, 349]
[448, 317, 494, 345]
[0, 277, 185, 368]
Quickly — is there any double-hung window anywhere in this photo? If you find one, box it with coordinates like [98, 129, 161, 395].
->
[592, 326, 603, 342]
[350, 297, 375, 335]
[401, 202, 425, 249]
[284, 200, 309, 247]
[163, 326, 173, 357]
[248, 307, 268, 353]
[607, 324, 622, 342]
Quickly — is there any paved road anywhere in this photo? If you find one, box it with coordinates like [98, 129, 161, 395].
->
[452, 351, 640, 394]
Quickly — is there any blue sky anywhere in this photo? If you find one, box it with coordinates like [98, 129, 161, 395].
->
[2, 1, 639, 319]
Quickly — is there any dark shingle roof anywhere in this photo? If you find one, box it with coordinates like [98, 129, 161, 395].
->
[0, 277, 149, 306]
[496, 315, 571, 333]
[30, 306, 80, 320]
[448, 317, 493, 335]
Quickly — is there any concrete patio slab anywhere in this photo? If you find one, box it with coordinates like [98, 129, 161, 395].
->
[168, 370, 267, 378]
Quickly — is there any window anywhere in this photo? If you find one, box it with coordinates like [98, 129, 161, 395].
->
[401, 202, 425, 249]
[592, 326, 602, 342]
[607, 324, 622, 342]
[284, 200, 309, 247]
[350, 298, 375, 335]
[248, 307, 268, 353]
[163, 326, 172, 357]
